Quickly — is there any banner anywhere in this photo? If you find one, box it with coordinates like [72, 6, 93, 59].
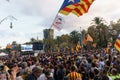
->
[53, 15, 65, 31]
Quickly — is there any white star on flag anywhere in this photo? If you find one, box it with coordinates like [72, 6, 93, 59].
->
[68, 0, 74, 3]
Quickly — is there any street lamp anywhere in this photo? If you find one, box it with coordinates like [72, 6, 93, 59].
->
[10, 22, 13, 29]
[0, 15, 17, 29]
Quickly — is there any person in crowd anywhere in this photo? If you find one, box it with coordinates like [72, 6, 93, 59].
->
[45, 70, 54, 80]
[38, 69, 47, 80]
[0, 48, 120, 80]
[56, 64, 65, 80]
[66, 66, 82, 80]
[25, 66, 42, 80]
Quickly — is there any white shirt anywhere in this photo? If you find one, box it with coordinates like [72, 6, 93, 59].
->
[38, 73, 47, 80]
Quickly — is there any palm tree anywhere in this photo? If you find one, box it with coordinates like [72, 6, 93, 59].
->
[91, 17, 108, 48]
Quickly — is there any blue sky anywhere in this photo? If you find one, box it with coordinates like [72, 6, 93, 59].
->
[0, 0, 120, 48]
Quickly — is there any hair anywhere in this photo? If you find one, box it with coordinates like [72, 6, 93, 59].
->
[45, 70, 50, 76]
[71, 66, 76, 71]
[94, 68, 99, 75]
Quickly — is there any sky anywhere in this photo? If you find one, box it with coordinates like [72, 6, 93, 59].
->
[0, 0, 120, 48]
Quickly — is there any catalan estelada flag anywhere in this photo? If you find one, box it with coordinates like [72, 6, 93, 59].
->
[87, 34, 93, 42]
[114, 34, 120, 52]
[92, 43, 96, 48]
[59, 0, 94, 17]
[6, 44, 12, 49]
[76, 44, 81, 52]
[71, 47, 74, 54]
[83, 37, 87, 46]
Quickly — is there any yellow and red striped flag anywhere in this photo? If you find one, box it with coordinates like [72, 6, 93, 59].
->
[83, 37, 87, 46]
[6, 44, 12, 49]
[87, 34, 93, 42]
[59, 0, 94, 17]
[71, 47, 74, 54]
[114, 34, 120, 52]
[92, 43, 96, 47]
[105, 47, 109, 53]
[76, 44, 81, 52]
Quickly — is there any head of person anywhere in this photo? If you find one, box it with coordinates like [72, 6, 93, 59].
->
[71, 66, 76, 71]
[111, 68, 118, 75]
[94, 68, 99, 75]
[32, 66, 42, 78]
[45, 70, 51, 78]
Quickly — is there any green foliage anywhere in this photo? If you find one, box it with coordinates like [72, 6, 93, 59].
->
[52, 17, 119, 50]
[1, 17, 119, 52]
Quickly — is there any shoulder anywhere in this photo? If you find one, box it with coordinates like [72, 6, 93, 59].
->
[25, 73, 36, 80]
[38, 74, 47, 80]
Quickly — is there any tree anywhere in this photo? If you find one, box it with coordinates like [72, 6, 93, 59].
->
[11, 41, 21, 52]
[90, 17, 109, 48]
[30, 37, 36, 42]
[69, 30, 80, 47]
[110, 20, 119, 42]
[56, 36, 61, 48]
[61, 34, 69, 48]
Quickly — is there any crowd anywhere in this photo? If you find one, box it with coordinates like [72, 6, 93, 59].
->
[0, 48, 120, 80]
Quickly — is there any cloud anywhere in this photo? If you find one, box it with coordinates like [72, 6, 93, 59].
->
[0, 0, 120, 48]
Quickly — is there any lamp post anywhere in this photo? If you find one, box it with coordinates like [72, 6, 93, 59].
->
[0, 15, 17, 29]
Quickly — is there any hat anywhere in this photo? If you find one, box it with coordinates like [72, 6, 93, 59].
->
[32, 66, 42, 72]
[22, 62, 28, 68]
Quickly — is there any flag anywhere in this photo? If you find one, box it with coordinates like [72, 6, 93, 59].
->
[87, 34, 93, 42]
[92, 43, 96, 47]
[83, 37, 87, 46]
[59, 0, 94, 17]
[71, 47, 74, 54]
[76, 44, 81, 52]
[105, 47, 109, 53]
[58, 48, 60, 53]
[114, 34, 120, 52]
[53, 15, 65, 31]
[72, 0, 94, 17]
[6, 44, 12, 49]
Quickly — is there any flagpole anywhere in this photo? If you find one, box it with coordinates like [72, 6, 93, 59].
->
[49, 0, 65, 29]
[47, 7, 61, 53]
[49, 13, 59, 29]
[47, 1, 64, 52]
[47, 1, 63, 52]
